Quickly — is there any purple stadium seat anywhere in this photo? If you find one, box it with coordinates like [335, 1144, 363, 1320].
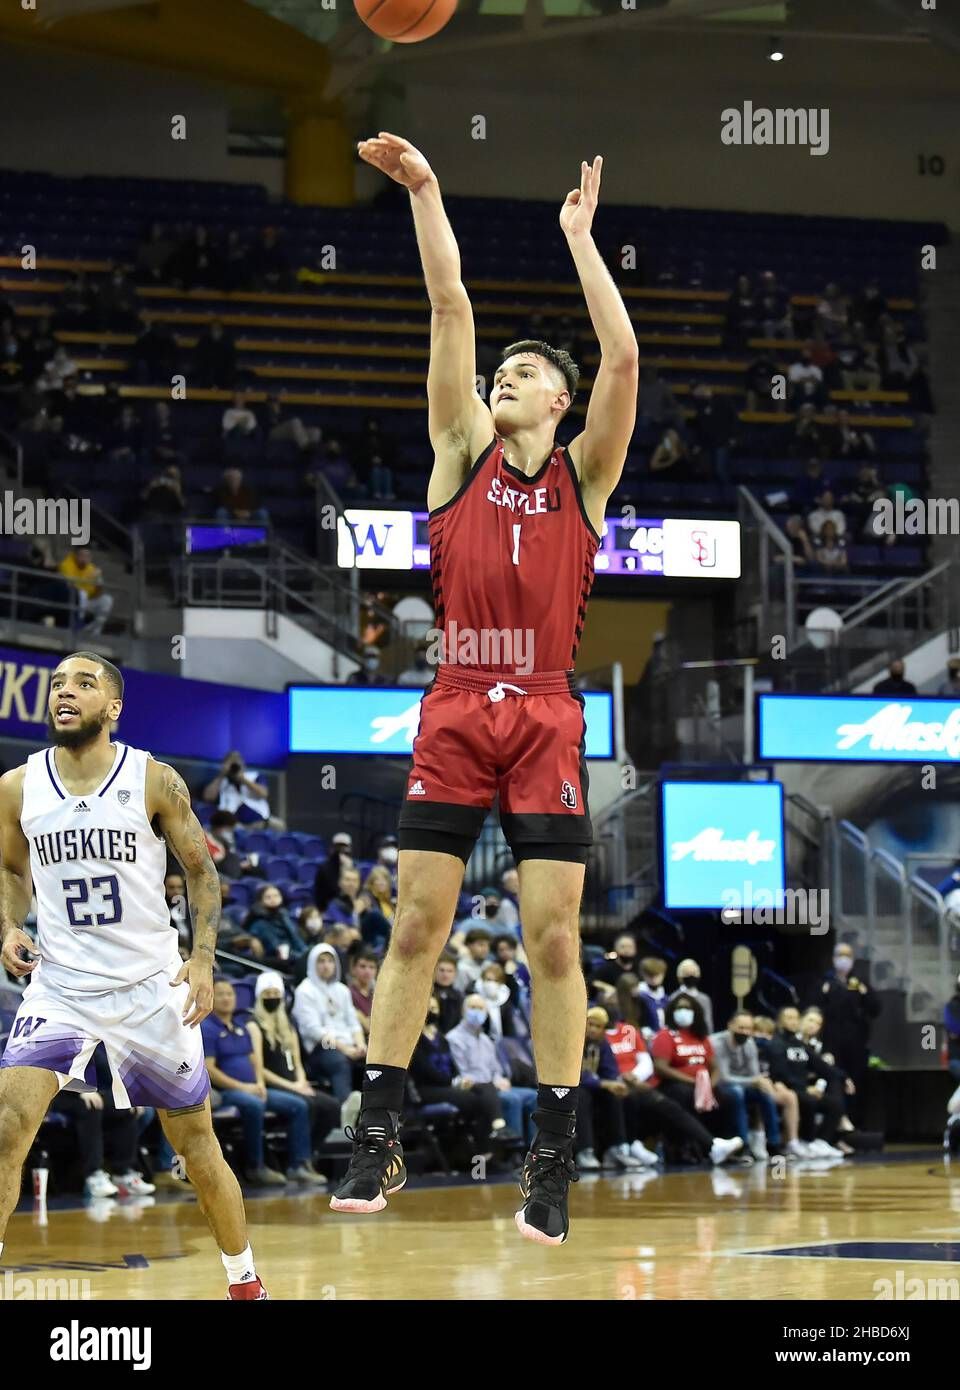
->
[265, 857, 295, 882]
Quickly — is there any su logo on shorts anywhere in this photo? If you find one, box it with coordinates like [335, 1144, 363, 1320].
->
[560, 781, 578, 810]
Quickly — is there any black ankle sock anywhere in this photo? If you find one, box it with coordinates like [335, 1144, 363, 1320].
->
[534, 1083, 579, 1145]
[359, 1063, 407, 1121]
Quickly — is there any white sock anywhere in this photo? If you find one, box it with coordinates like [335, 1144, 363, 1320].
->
[221, 1244, 256, 1285]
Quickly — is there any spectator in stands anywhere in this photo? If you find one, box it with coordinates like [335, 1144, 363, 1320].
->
[38, 345, 79, 394]
[164, 870, 190, 949]
[203, 750, 280, 828]
[788, 405, 824, 460]
[221, 229, 252, 293]
[878, 321, 918, 389]
[744, 348, 781, 413]
[58, 547, 113, 636]
[783, 515, 815, 569]
[806, 489, 846, 543]
[141, 463, 186, 521]
[872, 658, 917, 696]
[650, 994, 742, 1152]
[815, 519, 849, 573]
[397, 645, 433, 686]
[725, 274, 759, 349]
[365, 452, 395, 502]
[710, 1010, 782, 1161]
[322, 863, 362, 930]
[840, 463, 885, 538]
[834, 410, 877, 461]
[347, 646, 383, 685]
[576, 1007, 643, 1171]
[794, 457, 829, 513]
[766, 1005, 845, 1157]
[50, 1048, 155, 1198]
[221, 390, 259, 442]
[362, 865, 395, 926]
[446, 994, 536, 1141]
[103, 402, 144, 469]
[243, 883, 304, 967]
[411, 993, 503, 1150]
[215, 880, 267, 969]
[757, 270, 793, 338]
[144, 400, 186, 472]
[249, 226, 290, 291]
[936, 658, 960, 697]
[293, 944, 366, 1101]
[455, 926, 493, 994]
[611, 972, 659, 1034]
[493, 932, 531, 996]
[851, 280, 887, 340]
[844, 323, 882, 392]
[96, 268, 138, 333]
[477, 962, 515, 1042]
[686, 383, 735, 485]
[204, 810, 264, 881]
[815, 943, 879, 1120]
[433, 953, 465, 1033]
[192, 319, 237, 389]
[251, 972, 335, 1180]
[637, 956, 668, 1030]
[262, 393, 321, 456]
[134, 222, 176, 286]
[54, 271, 97, 333]
[374, 833, 399, 871]
[491, 867, 520, 932]
[636, 365, 681, 432]
[18, 315, 56, 384]
[815, 281, 849, 340]
[667, 958, 714, 1033]
[214, 466, 268, 523]
[649, 425, 689, 477]
[312, 833, 354, 910]
[319, 438, 360, 499]
[787, 348, 824, 407]
[294, 904, 325, 953]
[21, 540, 74, 627]
[167, 225, 221, 291]
[202, 979, 324, 1185]
[348, 947, 378, 1039]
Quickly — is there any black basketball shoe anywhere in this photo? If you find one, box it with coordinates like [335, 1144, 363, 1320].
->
[515, 1138, 579, 1245]
[329, 1123, 406, 1213]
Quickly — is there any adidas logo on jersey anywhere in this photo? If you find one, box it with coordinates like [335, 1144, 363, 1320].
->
[408, 780, 426, 797]
[366, 1069, 382, 1081]
[552, 1087, 570, 1099]
[73, 800, 91, 813]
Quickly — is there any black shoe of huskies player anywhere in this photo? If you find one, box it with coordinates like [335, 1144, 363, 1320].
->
[515, 1111, 579, 1245]
[330, 1122, 406, 1213]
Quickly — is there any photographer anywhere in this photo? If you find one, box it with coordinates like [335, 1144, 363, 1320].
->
[203, 749, 283, 829]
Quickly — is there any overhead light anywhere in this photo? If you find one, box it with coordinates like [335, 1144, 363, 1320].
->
[768, 37, 784, 62]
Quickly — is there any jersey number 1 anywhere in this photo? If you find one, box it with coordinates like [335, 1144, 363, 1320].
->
[511, 522, 521, 566]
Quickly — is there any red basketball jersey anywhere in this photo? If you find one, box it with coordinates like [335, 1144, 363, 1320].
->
[428, 438, 600, 675]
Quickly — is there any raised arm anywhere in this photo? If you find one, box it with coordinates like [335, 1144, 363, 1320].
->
[357, 132, 492, 510]
[562, 158, 639, 530]
[146, 760, 218, 1027]
[0, 767, 37, 980]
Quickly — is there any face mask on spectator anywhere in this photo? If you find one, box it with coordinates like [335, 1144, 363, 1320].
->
[380, 846, 398, 866]
[465, 1008, 487, 1029]
[732, 1031, 750, 1046]
[261, 998, 282, 1014]
[303, 915, 322, 935]
[679, 975, 700, 989]
[833, 956, 853, 974]
[673, 1008, 694, 1029]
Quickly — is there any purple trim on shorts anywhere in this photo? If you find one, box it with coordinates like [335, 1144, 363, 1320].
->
[115, 1048, 210, 1110]
[1, 1030, 91, 1080]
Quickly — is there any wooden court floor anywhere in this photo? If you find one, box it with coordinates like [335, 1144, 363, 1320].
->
[5, 1153, 960, 1301]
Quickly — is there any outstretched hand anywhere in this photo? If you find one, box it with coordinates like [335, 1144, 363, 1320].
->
[171, 956, 214, 1028]
[560, 155, 602, 238]
[357, 132, 435, 191]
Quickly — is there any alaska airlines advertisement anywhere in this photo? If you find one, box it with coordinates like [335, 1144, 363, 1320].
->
[758, 695, 960, 764]
[661, 780, 785, 911]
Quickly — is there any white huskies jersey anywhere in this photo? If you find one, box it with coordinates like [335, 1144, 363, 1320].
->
[21, 743, 179, 993]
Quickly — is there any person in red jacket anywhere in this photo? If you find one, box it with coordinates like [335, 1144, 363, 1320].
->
[650, 994, 744, 1157]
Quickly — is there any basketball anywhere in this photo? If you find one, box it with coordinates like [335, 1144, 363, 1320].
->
[353, 0, 457, 43]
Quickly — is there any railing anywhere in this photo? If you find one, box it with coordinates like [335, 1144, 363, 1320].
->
[737, 485, 796, 649]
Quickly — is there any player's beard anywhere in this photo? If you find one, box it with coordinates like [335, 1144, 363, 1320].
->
[46, 706, 111, 750]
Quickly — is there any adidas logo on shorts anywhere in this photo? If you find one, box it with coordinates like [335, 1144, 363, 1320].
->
[176, 1061, 191, 1076]
[366, 1069, 382, 1081]
[552, 1087, 570, 1099]
[408, 779, 426, 796]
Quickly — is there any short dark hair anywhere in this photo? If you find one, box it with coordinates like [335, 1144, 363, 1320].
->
[499, 339, 579, 403]
[61, 652, 124, 701]
[492, 934, 517, 954]
[436, 950, 459, 967]
[350, 946, 379, 967]
[465, 926, 492, 945]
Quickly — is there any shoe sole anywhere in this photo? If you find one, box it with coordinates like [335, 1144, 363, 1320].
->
[514, 1208, 567, 1245]
[329, 1173, 406, 1213]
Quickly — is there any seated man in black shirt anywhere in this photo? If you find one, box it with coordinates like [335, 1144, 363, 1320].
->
[766, 1005, 845, 1158]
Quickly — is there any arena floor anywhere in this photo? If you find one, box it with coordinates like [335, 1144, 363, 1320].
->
[6, 1151, 960, 1301]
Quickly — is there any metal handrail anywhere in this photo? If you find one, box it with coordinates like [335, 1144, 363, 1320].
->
[737, 485, 796, 647]
[842, 560, 953, 632]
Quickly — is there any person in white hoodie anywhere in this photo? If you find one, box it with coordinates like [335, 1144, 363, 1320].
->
[293, 944, 366, 1102]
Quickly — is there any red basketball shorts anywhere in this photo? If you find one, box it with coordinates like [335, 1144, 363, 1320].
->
[398, 665, 593, 865]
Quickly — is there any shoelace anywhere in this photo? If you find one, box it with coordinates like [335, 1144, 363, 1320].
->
[344, 1125, 394, 1173]
[526, 1147, 579, 1202]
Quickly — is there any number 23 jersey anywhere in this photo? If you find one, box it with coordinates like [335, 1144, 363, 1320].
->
[21, 743, 178, 994]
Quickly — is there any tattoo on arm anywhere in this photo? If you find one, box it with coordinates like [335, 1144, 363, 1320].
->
[158, 763, 220, 962]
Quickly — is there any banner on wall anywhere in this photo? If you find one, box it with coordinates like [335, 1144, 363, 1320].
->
[758, 694, 960, 763]
[660, 780, 785, 911]
[0, 648, 287, 767]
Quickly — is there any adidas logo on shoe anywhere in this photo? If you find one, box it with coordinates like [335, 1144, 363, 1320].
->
[552, 1087, 570, 1099]
[366, 1069, 382, 1081]
[73, 800, 91, 813]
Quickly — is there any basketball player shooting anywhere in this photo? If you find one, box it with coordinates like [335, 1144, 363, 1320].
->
[0, 653, 267, 1299]
[331, 135, 638, 1242]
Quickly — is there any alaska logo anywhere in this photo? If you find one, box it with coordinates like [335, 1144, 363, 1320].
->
[560, 781, 577, 809]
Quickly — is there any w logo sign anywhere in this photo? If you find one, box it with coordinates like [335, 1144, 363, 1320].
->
[12, 1015, 46, 1039]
